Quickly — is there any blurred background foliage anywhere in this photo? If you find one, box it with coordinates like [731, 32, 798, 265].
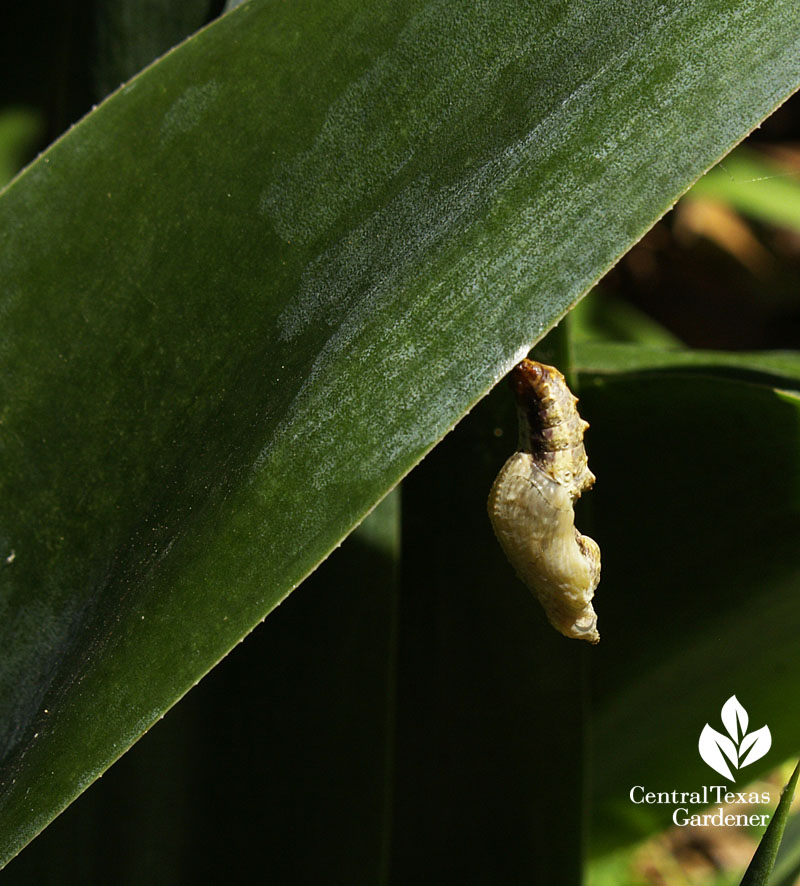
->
[570, 88, 800, 886]
[1, 2, 800, 885]
[577, 98, 800, 352]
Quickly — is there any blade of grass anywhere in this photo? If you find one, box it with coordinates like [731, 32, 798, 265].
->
[766, 807, 800, 886]
[740, 759, 800, 886]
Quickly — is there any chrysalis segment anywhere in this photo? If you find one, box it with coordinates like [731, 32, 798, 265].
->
[488, 359, 601, 643]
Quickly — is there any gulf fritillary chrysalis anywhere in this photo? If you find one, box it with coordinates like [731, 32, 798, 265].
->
[487, 359, 601, 643]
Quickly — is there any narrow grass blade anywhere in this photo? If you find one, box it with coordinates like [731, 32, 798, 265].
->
[740, 759, 800, 886]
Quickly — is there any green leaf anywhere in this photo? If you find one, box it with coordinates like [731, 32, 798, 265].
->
[1, 493, 400, 884]
[1, 0, 800, 868]
[740, 760, 800, 886]
[768, 806, 800, 886]
[571, 291, 685, 349]
[577, 340, 800, 388]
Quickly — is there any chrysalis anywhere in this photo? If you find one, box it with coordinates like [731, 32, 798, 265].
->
[487, 359, 601, 643]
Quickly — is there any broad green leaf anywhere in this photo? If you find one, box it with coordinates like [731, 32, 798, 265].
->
[740, 760, 800, 885]
[1, 494, 400, 885]
[1, 0, 800, 867]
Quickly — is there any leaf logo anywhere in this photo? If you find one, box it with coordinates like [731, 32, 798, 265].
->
[698, 695, 771, 781]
